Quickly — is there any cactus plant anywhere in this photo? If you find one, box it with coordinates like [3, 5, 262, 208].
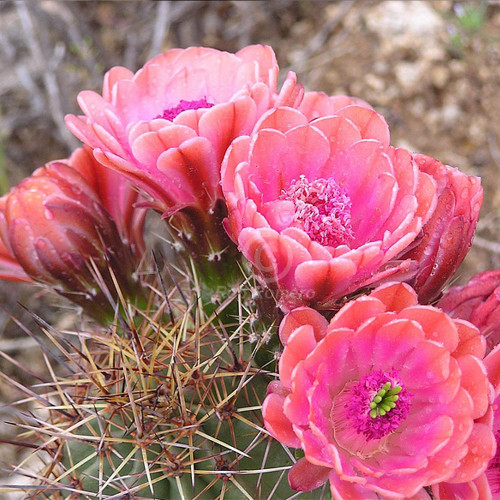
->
[2, 262, 313, 499]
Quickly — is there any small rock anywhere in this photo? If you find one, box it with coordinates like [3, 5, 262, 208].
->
[394, 61, 428, 93]
[441, 104, 461, 125]
[431, 65, 450, 89]
[365, 2, 444, 45]
[365, 73, 385, 92]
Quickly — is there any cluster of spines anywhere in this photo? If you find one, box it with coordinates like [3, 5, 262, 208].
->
[1, 262, 301, 499]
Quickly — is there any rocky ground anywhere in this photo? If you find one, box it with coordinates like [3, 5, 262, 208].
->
[0, 0, 499, 496]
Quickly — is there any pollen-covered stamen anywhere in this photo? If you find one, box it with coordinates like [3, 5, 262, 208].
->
[156, 98, 215, 121]
[369, 381, 402, 418]
[346, 370, 412, 441]
[281, 174, 354, 247]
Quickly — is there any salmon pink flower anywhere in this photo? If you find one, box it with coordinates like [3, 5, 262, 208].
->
[0, 161, 141, 321]
[262, 282, 495, 499]
[438, 270, 500, 353]
[400, 154, 482, 303]
[65, 46, 302, 270]
[221, 105, 437, 310]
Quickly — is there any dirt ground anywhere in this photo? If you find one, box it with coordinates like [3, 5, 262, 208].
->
[0, 0, 499, 495]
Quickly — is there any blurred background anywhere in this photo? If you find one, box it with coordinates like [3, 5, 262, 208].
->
[0, 0, 499, 493]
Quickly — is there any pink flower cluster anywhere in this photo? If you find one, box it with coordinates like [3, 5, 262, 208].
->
[0, 45, 481, 306]
[2, 44, 500, 498]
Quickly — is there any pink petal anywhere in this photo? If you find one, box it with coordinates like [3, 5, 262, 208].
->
[457, 354, 490, 419]
[156, 136, 220, 206]
[299, 91, 372, 120]
[453, 319, 486, 359]
[255, 106, 308, 134]
[236, 45, 278, 80]
[432, 478, 489, 500]
[131, 124, 196, 166]
[294, 258, 357, 305]
[329, 471, 379, 500]
[262, 392, 300, 448]
[102, 65, 134, 101]
[279, 306, 329, 345]
[309, 115, 362, 156]
[284, 362, 314, 426]
[329, 296, 386, 331]
[279, 324, 318, 388]
[281, 227, 333, 260]
[238, 227, 279, 284]
[398, 415, 454, 457]
[398, 305, 459, 353]
[448, 423, 496, 483]
[368, 282, 418, 312]
[273, 71, 304, 108]
[336, 105, 390, 147]
[198, 98, 258, 162]
[484, 343, 500, 396]
[288, 458, 330, 492]
[370, 319, 426, 371]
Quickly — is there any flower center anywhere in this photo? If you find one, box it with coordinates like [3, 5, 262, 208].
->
[346, 370, 412, 441]
[156, 98, 214, 121]
[281, 175, 354, 247]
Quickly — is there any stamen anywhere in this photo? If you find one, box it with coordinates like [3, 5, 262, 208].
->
[280, 175, 354, 247]
[156, 98, 214, 121]
[368, 382, 402, 418]
[345, 370, 412, 441]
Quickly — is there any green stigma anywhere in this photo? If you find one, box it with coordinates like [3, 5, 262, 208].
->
[369, 382, 402, 418]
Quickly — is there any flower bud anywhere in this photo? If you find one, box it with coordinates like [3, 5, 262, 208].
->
[0, 162, 139, 319]
[401, 154, 483, 303]
[438, 269, 500, 352]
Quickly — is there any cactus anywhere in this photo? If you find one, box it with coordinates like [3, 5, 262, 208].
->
[1, 261, 316, 499]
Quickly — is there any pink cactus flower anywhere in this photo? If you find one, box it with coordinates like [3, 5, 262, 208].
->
[65, 46, 302, 264]
[221, 105, 438, 310]
[0, 161, 140, 320]
[400, 154, 482, 304]
[262, 282, 496, 499]
[438, 270, 500, 353]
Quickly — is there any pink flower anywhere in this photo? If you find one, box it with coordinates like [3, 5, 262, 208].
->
[0, 161, 140, 320]
[438, 270, 500, 353]
[221, 105, 437, 310]
[400, 154, 482, 303]
[65, 46, 301, 259]
[262, 282, 495, 499]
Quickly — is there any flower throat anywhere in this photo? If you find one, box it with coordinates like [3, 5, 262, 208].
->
[156, 98, 214, 121]
[281, 175, 354, 247]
